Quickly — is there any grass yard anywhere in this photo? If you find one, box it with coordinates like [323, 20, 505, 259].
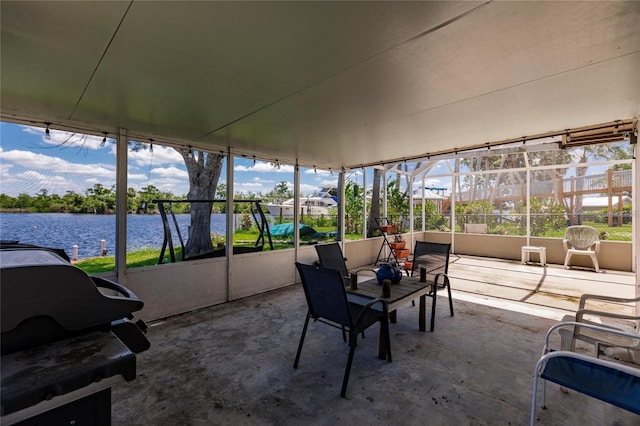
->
[74, 221, 630, 274]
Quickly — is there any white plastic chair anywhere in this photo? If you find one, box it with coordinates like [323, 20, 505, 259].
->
[563, 225, 600, 272]
[531, 322, 640, 425]
[559, 294, 640, 364]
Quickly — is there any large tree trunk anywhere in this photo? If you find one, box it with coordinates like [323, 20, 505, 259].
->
[179, 149, 224, 258]
[368, 168, 382, 237]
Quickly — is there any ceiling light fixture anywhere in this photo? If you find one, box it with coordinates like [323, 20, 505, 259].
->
[187, 146, 193, 159]
[44, 123, 51, 140]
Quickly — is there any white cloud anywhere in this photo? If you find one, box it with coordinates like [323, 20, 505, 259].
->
[128, 145, 183, 167]
[1, 149, 114, 177]
[234, 182, 267, 194]
[252, 176, 275, 184]
[128, 172, 149, 181]
[235, 161, 294, 173]
[303, 168, 332, 176]
[150, 166, 188, 178]
[318, 178, 339, 187]
[22, 126, 107, 150]
[148, 178, 189, 196]
[239, 181, 264, 189]
[299, 183, 318, 194]
[1, 169, 113, 197]
[0, 148, 117, 196]
[0, 162, 13, 174]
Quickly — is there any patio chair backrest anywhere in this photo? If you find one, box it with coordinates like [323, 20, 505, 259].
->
[315, 242, 349, 278]
[410, 241, 451, 281]
[295, 262, 352, 327]
[564, 226, 599, 250]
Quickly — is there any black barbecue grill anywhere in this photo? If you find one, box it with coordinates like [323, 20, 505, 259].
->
[0, 245, 150, 425]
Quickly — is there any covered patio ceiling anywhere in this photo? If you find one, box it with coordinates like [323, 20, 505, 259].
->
[1, 1, 639, 170]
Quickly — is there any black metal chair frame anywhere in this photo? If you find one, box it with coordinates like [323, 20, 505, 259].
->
[293, 262, 392, 398]
[409, 241, 454, 332]
[314, 242, 377, 341]
[315, 242, 377, 286]
[314, 242, 351, 282]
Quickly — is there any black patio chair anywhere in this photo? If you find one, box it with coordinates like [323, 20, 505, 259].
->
[315, 242, 376, 287]
[314, 242, 350, 282]
[315, 242, 377, 341]
[409, 241, 454, 332]
[293, 262, 391, 398]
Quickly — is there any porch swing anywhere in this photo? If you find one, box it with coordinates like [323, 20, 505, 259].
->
[153, 199, 274, 264]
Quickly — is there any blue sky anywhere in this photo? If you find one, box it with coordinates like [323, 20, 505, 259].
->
[0, 121, 345, 198]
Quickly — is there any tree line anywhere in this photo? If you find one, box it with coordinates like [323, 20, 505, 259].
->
[0, 184, 181, 214]
[0, 181, 300, 215]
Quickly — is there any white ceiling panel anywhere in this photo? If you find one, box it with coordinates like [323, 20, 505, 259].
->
[1, 1, 639, 169]
[1, 2, 131, 122]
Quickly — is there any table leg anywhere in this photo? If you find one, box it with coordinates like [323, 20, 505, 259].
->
[378, 325, 388, 360]
[419, 295, 426, 332]
[389, 310, 397, 323]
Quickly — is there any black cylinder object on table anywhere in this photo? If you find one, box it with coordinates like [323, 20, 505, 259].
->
[420, 267, 427, 282]
[382, 279, 391, 298]
[350, 273, 358, 290]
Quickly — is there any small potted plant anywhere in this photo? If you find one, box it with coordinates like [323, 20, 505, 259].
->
[380, 222, 396, 233]
[390, 234, 405, 250]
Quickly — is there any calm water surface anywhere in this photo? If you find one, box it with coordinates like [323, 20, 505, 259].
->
[0, 213, 228, 258]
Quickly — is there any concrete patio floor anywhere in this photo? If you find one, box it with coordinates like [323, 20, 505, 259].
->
[111, 257, 638, 425]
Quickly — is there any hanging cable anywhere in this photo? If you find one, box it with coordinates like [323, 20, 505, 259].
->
[146, 146, 154, 187]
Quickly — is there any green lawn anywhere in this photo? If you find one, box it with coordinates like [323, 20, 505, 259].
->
[76, 229, 314, 274]
[76, 222, 630, 274]
[530, 222, 631, 241]
[75, 247, 162, 274]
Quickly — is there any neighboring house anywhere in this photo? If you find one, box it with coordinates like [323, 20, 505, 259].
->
[582, 196, 632, 212]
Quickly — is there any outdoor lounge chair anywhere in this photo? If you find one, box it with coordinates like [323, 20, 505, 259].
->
[531, 322, 640, 425]
[559, 294, 640, 365]
[293, 262, 391, 398]
[563, 225, 601, 272]
[409, 241, 454, 332]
